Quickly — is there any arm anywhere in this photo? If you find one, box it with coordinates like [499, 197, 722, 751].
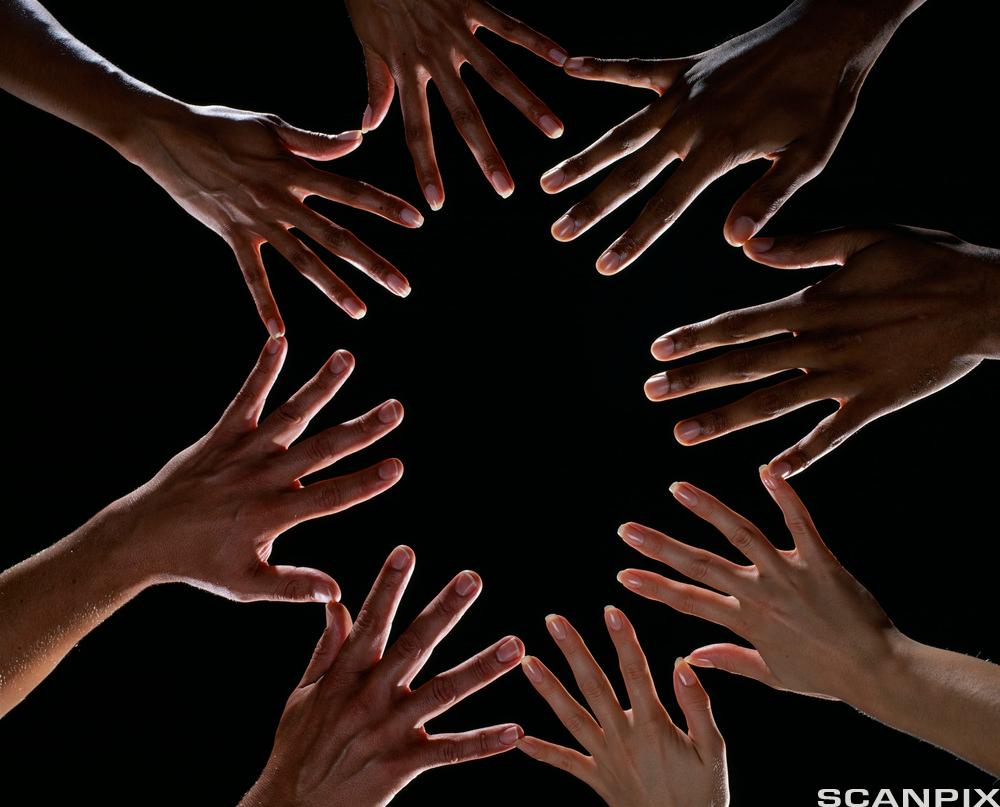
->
[0, 0, 424, 328]
[544, 0, 926, 273]
[0, 338, 404, 717]
[616, 469, 1000, 774]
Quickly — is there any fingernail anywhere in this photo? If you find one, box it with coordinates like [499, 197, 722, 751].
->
[378, 459, 402, 480]
[387, 275, 411, 296]
[378, 399, 402, 423]
[770, 459, 793, 479]
[361, 104, 373, 132]
[687, 655, 714, 669]
[522, 656, 543, 682]
[266, 335, 283, 354]
[604, 606, 623, 631]
[548, 48, 569, 66]
[491, 171, 514, 198]
[544, 614, 566, 640]
[759, 464, 777, 490]
[675, 420, 702, 442]
[400, 208, 423, 227]
[652, 335, 674, 358]
[266, 319, 282, 340]
[329, 351, 349, 374]
[540, 167, 566, 193]
[644, 373, 671, 399]
[551, 214, 576, 239]
[745, 237, 774, 254]
[337, 129, 363, 142]
[669, 481, 699, 507]
[496, 637, 523, 663]
[344, 298, 366, 319]
[731, 216, 757, 243]
[675, 657, 694, 686]
[456, 571, 480, 597]
[313, 586, 334, 603]
[596, 249, 622, 275]
[617, 524, 643, 546]
[565, 56, 591, 73]
[538, 114, 563, 138]
[389, 545, 412, 570]
[424, 183, 444, 211]
[499, 726, 521, 746]
[617, 571, 643, 590]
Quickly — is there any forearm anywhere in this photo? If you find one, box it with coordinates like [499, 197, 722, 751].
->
[853, 634, 1000, 774]
[0, 504, 151, 716]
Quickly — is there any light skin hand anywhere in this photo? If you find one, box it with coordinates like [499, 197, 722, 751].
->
[345, 0, 567, 208]
[617, 469, 1000, 774]
[241, 546, 525, 807]
[543, 0, 925, 273]
[645, 226, 1000, 478]
[0, 338, 403, 716]
[518, 611, 728, 807]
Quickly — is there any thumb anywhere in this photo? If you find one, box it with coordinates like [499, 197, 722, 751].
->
[686, 643, 781, 688]
[562, 55, 688, 93]
[274, 119, 364, 161]
[299, 602, 353, 687]
[361, 46, 395, 132]
[235, 564, 341, 605]
[741, 226, 888, 269]
[672, 658, 725, 755]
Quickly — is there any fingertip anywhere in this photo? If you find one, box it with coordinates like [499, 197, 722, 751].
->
[521, 655, 543, 682]
[423, 183, 444, 211]
[744, 237, 775, 256]
[768, 458, 794, 480]
[329, 349, 354, 375]
[726, 215, 758, 246]
[378, 458, 404, 482]
[674, 656, 696, 687]
[400, 207, 424, 228]
[604, 604, 624, 631]
[388, 544, 414, 571]
[651, 334, 675, 360]
[596, 249, 623, 275]
[669, 481, 699, 508]
[538, 114, 564, 139]
[547, 48, 569, 67]
[499, 724, 523, 747]
[563, 56, 592, 75]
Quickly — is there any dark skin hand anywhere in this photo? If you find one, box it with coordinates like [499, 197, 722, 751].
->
[542, 0, 924, 273]
[345, 0, 567, 208]
[645, 226, 1000, 477]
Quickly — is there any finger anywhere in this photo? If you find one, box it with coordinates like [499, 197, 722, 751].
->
[290, 205, 411, 298]
[338, 545, 415, 669]
[767, 402, 872, 479]
[379, 570, 483, 687]
[650, 298, 794, 361]
[418, 724, 523, 770]
[464, 38, 563, 138]
[597, 147, 730, 275]
[265, 227, 367, 319]
[300, 602, 353, 687]
[274, 122, 364, 161]
[274, 399, 404, 480]
[231, 563, 340, 605]
[759, 466, 834, 560]
[231, 239, 283, 337]
[399, 77, 444, 210]
[516, 737, 598, 787]
[724, 149, 825, 245]
[298, 171, 424, 228]
[687, 643, 782, 689]
[742, 227, 889, 269]
[291, 459, 404, 522]
[472, 2, 568, 65]
[545, 615, 626, 735]
[670, 375, 832, 446]
[402, 635, 524, 725]
[617, 569, 742, 632]
[563, 56, 688, 92]
[520, 655, 604, 753]
[435, 67, 514, 198]
[669, 482, 781, 569]
[617, 523, 745, 594]
[217, 337, 288, 431]
[603, 607, 666, 723]
[361, 46, 396, 132]
[672, 658, 725, 755]
[644, 338, 814, 401]
[257, 349, 355, 447]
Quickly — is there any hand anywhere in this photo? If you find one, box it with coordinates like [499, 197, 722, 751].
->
[644, 226, 1000, 477]
[121, 102, 424, 328]
[115, 337, 404, 603]
[617, 469, 900, 702]
[242, 546, 525, 807]
[345, 0, 567, 207]
[542, 0, 921, 273]
[518, 611, 728, 807]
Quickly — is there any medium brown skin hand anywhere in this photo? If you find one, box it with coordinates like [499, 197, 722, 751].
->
[543, 0, 924, 273]
[241, 547, 525, 807]
[0, 339, 403, 715]
[645, 226, 1000, 478]
[345, 0, 567, 208]
[518, 611, 728, 807]
[617, 470, 1000, 774]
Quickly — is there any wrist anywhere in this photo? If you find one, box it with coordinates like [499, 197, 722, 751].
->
[240, 761, 299, 807]
[970, 245, 1000, 358]
[103, 89, 191, 166]
[843, 630, 922, 719]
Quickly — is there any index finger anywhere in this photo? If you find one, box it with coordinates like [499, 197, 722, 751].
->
[603, 607, 667, 725]
[298, 170, 424, 228]
[759, 467, 835, 561]
[472, 2, 568, 65]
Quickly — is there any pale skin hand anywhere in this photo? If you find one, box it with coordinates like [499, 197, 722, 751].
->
[518, 611, 728, 807]
[241, 546, 525, 807]
[542, 0, 925, 274]
[0, 1, 424, 331]
[345, 0, 567, 208]
[645, 226, 1000, 478]
[617, 469, 1000, 774]
[0, 338, 403, 716]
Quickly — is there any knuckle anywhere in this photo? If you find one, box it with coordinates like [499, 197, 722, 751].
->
[686, 555, 712, 583]
[725, 349, 756, 381]
[676, 591, 699, 615]
[395, 630, 425, 662]
[570, 197, 598, 223]
[671, 324, 699, 352]
[451, 107, 477, 132]
[317, 483, 345, 511]
[352, 604, 383, 637]
[717, 310, 749, 340]
[578, 679, 605, 704]
[728, 526, 757, 551]
[646, 194, 679, 225]
[621, 661, 648, 683]
[436, 739, 462, 765]
[274, 403, 305, 427]
[404, 122, 427, 146]
[617, 163, 646, 193]
[431, 674, 457, 705]
[614, 233, 643, 258]
[472, 653, 497, 682]
[563, 711, 587, 738]
[757, 389, 789, 418]
[321, 224, 349, 251]
[698, 409, 729, 437]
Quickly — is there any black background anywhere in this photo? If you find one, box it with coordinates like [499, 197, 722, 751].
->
[2, 1, 998, 804]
